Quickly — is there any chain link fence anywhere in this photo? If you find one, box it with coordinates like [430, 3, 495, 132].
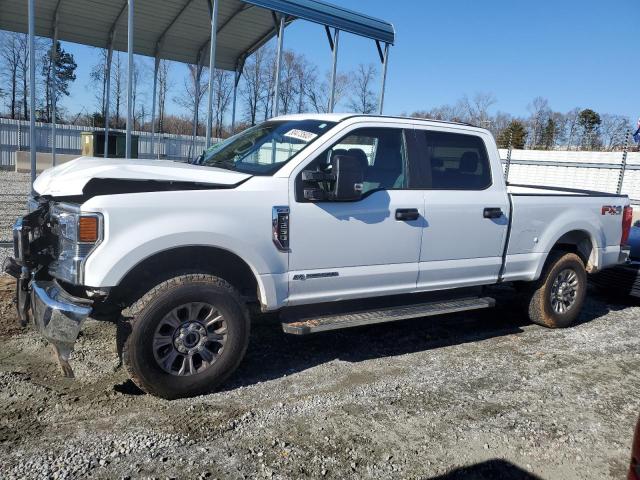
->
[501, 140, 639, 205]
[0, 118, 213, 168]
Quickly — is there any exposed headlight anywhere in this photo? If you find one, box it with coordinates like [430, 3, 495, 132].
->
[27, 195, 40, 213]
[57, 212, 78, 242]
[49, 203, 103, 285]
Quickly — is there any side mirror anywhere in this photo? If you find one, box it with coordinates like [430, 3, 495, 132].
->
[331, 154, 364, 201]
[192, 150, 205, 165]
[301, 154, 364, 202]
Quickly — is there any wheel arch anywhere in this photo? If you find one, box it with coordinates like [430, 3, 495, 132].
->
[552, 229, 598, 270]
[110, 245, 265, 309]
[537, 229, 599, 279]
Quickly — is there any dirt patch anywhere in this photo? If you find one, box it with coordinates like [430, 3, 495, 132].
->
[0, 277, 639, 479]
[0, 277, 22, 338]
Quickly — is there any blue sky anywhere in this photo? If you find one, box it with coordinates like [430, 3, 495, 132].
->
[59, 0, 638, 121]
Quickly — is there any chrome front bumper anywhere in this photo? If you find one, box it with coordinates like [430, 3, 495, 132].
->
[30, 280, 92, 377]
[7, 211, 93, 377]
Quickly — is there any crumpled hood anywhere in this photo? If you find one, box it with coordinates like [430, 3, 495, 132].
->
[33, 156, 251, 197]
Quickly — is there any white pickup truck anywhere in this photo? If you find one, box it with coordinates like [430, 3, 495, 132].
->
[5, 114, 633, 399]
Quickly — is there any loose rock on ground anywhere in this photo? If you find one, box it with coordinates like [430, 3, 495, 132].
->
[1, 171, 639, 479]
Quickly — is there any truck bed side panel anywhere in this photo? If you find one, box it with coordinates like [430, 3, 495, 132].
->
[502, 194, 625, 282]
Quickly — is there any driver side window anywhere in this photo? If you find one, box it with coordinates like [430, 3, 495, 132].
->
[300, 127, 407, 199]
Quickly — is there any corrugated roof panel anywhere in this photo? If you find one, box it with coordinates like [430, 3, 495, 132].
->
[0, 0, 394, 71]
[243, 0, 395, 44]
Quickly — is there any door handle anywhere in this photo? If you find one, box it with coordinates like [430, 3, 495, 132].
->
[483, 207, 504, 219]
[395, 208, 420, 221]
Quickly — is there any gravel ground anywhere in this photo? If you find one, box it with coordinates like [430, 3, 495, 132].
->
[1, 171, 640, 479]
[0, 278, 639, 480]
[0, 248, 10, 273]
[0, 171, 29, 243]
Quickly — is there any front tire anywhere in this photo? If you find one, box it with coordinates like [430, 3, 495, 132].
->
[524, 252, 587, 328]
[123, 274, 249, 399]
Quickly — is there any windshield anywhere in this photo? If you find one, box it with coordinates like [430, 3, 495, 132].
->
[199, 119, 336, 175]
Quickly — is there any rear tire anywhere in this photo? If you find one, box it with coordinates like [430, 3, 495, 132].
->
[524, 252, 587, 328]
[122, 274, 249, 399]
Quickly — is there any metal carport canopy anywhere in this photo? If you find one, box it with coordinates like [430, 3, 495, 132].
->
[1, 0, 395, 182]
[0, 0, 395, 71]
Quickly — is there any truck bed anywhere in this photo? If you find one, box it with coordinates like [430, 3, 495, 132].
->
[500, 184, 627, 282]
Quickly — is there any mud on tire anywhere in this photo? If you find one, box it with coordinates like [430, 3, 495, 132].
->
[524, 252, 587, 328]
[122, 274, 249, 400]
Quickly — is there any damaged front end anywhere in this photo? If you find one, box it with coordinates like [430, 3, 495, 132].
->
[3, 197, 95, 377]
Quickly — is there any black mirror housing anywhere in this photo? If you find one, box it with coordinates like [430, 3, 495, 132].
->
[331, 155, 364, 201]
[300, 154, 364, 202]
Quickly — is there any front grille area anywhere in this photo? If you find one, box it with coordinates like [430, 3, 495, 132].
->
[12, 218, 25, 262]
[12, 200, 49, 266]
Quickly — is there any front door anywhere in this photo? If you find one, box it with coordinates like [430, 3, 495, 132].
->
[287, 127, 424, 306]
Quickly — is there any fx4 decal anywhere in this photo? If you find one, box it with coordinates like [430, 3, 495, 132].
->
[601, 206, 622, 216]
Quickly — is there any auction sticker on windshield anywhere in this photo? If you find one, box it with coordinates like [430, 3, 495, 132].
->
[284, 129, 318, 142]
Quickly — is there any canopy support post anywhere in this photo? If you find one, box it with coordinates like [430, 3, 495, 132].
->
[150, 52, 159, 158]
[50, 0, 61, 167]
[192, 53, 204, 161]
[272, 14, 285, 118]
[125, 0, 134, 158]
[28, 0, 36, 184]
[103, 3, 126, 159]
[231, 59, 243, 133]
[205, 0, 219, 149]
[104, 41, 113, 158]
[328, 28, 339, 113]
[378, 42, 389, 115]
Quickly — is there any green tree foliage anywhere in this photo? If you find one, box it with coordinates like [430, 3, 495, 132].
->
[578, 108, 601, 149]
[540, 118, 557, 150]
[41, 41, 77, 122]
[497, 120, 527, 149]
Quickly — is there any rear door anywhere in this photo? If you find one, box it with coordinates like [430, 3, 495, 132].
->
[287, 126, 424, 305]
[410, 128, 509, 290]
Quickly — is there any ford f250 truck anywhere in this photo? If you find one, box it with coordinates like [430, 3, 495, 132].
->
[4, 114, 633, 399]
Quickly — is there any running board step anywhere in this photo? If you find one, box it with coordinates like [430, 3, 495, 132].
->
[281, 297, 496, 335]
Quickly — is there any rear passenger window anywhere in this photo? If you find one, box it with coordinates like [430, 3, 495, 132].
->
[413, 131, 492, 190]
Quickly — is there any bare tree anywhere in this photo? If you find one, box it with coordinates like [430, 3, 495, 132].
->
[294, 55, 313, 114]
[241, 47, 272, 125]
[261, 52, 276, 121]
[276, 51, 299, 115]
[348, 64, 378, 114]
[488, 111, 513, 140]
[600, 114, 629, 150]
[563, 108, 581, 150]
[162, 114, 198, 135]
[410, 102, 466, 122]
[109, 52, 127, 128]
[89, 48, 109, 123]
[131, 59, 145, 130]
[526, 97, 551, 148]
[461, 92, 497, 126]
[306, 69, 350, 113]
[550, 111, 568, 147]
[0, 32, 23, 119]
[174, 64, 208, 135]
[157, 60, 172, 133]
[17, 34, 30, 119]
[210, 68, 234, 137]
